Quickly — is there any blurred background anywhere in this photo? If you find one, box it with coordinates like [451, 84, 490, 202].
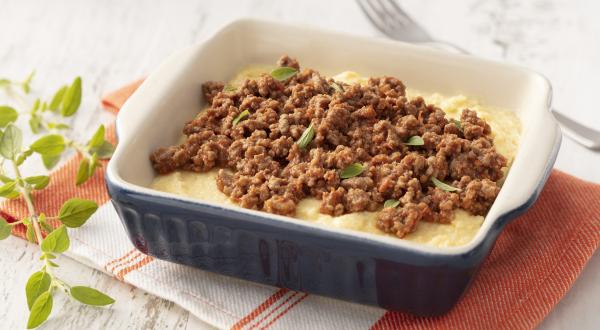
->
[1, 0, 598, 329]
[1, 0, 598, 181]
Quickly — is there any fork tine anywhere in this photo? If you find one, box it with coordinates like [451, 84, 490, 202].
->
[373, 0, 410, 28]
[356, 0, 395, 38]
[383, 0, 424, 28]
[358, 0, 405, 39]
[375, 0, 432, 41]
[357, 0, 432, 42]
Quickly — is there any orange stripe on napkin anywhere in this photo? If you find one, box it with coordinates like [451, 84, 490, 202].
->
[262, 293, 308, 330]
[106, 250, 143, 273]
[105, 248, 138, 268]
[231, 288, 290, 330]
[115, 255, 154, 280]
[250, 291, 301, 329]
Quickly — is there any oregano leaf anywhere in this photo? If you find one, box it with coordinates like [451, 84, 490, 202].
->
[87, 125, 105, 149]
[0, 106, 18, 127]
[42, 154, 61, 170]
[21, 70, 35, 94]
[75, 158, 90, 185]
[93, 141, 114, 159]
[24, 175, 50, 190]
[27, 291, 53, 329]
[0, 173, 13, 183]
[4, 191, 20, 199]
[70, 286, 115, 306]
[340, 163, 365, 179]
[330, 82, 344, 93]
[232, 110, 249, 126]
[58, 198, 98, 228]
[296, 123, 315, 149]
[40, 253, 56, 260]
[49, 85, 67, 111]
[404, 135, 424, 146]
[40, 222, 54, 234]
[30, 134, 65, 156]
[41, 225, 69, 253]
[25, 271, 51, 310]
[15, 148, 33, 166]
[270, 67, 298, 81]
[383, 199, 400, 208]
[0, 217, 12, 240]
[61, 77, 82, 117]
[431, 177, 462, 192]
[29, 115, 41, 134]
[223, 84, 237, 92]
[88, 153, 99, 175]
[31, 99, 40, 113]
[25, 223, 36, 243]
[450, 119, 462, 132]
[0, 181, 17, 197]
[0, 124, 22, 159]
[47, 122, 69, 130]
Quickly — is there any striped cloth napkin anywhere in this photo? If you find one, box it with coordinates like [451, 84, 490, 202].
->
[2, 80, 599, 329]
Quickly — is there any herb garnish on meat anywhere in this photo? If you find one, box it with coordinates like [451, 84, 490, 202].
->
[151, 55, 507, 238]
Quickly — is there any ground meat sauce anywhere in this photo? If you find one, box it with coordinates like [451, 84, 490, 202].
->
[150, 55, 508, 238]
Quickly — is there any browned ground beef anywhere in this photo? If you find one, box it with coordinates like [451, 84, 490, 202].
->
[150, 55, 507, 238]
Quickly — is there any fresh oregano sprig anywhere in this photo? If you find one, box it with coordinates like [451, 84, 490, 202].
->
[0, 71, 115, 328]
[0, 74, 115, 185]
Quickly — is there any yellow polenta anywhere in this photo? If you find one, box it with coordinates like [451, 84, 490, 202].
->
[150, 67, 521, 248]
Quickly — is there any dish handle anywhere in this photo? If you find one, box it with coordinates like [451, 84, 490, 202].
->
[498, 124, 562, 229]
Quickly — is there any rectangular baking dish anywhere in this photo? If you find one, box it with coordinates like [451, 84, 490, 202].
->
[105, 19, 561, 315]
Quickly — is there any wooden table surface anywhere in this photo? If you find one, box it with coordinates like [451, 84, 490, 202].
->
[1, 0, 598, 329]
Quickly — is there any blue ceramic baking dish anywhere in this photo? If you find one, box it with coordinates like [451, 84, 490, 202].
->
[105, 19, 561, 315]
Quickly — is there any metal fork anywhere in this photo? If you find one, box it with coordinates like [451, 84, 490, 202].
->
[357, 0, 600, 150]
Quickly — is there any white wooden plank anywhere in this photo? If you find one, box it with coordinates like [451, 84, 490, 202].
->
[0, 0, 598, 329]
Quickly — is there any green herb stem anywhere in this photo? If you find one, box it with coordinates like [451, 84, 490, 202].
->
[51, 276, 70, 294]
[1, 71, 115, 327]
[38, 120, 54, 133]
[10, 159, 44, 245]
[65, 138, 92, 160]
[4, 85, 30, 110]
[4, 84, 70, 136]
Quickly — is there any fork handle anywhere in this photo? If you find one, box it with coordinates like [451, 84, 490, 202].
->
[421, 41, 600, 150]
